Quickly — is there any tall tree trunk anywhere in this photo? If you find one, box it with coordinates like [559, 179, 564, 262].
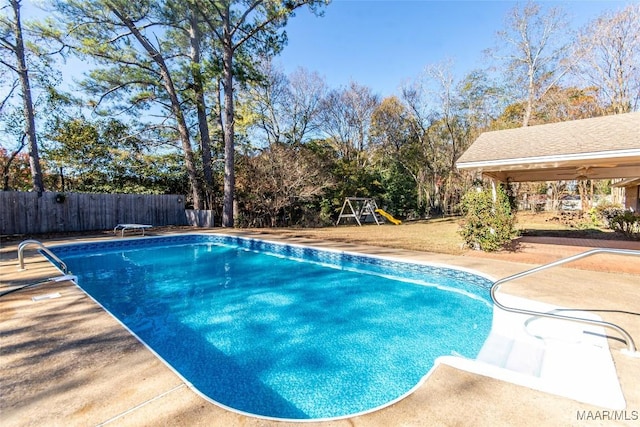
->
[189, 7, 214, 207]
[110, 7, 203, 208]
[523, 68, 534, 127]
[11, 0, 44, 193]
[197, 0, 324, 226]
[221, 11, 235, 227]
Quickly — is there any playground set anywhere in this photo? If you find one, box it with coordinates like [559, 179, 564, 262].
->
[335, 197, 401, 226]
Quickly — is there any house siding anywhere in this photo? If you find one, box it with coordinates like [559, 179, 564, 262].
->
[627, 185, 640, 212]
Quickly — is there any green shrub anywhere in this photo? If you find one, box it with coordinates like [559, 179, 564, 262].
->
[610, 211, 640, 239]
[595, 201, 625, 229]
[458, 185, 518, 252]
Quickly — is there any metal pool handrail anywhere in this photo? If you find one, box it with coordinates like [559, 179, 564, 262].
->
[18, 239, 68, 274]
[490, 248, 640, 357]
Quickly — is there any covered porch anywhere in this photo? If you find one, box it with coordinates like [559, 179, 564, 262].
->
[456, 112, 640, 209]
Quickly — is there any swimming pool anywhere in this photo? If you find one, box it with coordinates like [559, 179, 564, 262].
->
[50, 234, 494, 421]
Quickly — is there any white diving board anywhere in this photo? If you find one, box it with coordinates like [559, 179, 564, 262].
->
[113, 224, 153, 237]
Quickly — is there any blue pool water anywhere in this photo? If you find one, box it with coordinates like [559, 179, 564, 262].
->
[51, 235, 493, 420]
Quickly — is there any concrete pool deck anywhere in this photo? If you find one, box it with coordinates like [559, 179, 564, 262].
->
[1, 230, 639, 426]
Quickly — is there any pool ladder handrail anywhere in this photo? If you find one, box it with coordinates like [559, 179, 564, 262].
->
[491, 247, 640, 357]
[18, 239, 68, 274]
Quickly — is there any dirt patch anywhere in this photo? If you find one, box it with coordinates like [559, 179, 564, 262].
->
[465, 236, 640, 275]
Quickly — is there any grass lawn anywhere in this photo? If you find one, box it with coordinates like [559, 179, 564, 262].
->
[252, 212, 621, 255]
[2, 211, 623, 256]
[254, 217, 466, 254]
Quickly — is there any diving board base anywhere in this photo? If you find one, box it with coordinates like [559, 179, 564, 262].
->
[113, 224, 153, 237]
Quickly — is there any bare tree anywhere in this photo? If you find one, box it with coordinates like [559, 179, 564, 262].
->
[488, 1, 571, 126]
[244, 61, 326, 146]
[398, 80, 440, 211]
[243, 59, 289, 146]
[572, 3, 640, 113]
[320, 81, 379, 166]
[396, 63, 468, 214]
[285, 67, 326, 144]
[237, 142, 333, 227]
[0, 0, 44, 192]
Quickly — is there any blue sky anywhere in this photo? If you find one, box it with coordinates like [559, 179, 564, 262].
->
[276, 0, 634, 97]
[12, 0, 635, 104]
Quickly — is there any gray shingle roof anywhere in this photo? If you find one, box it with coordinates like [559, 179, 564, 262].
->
[457, 112, 640, 165]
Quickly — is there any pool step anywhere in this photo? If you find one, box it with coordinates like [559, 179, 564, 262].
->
[476, 333, 545, 377]
[453, 297, 627, 409]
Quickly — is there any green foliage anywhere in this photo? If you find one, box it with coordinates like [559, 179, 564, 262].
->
[324, 157, 384, 216]
[459, 185, 518, 252]
[0, 149, 33, 191]
[318, 198, 335, 226]
[582, 207, 603, 229]
[379, 161, 419, 219]
[610, 211, 640, 240]
[45, 117, 187, 194]
[594, 201, 625, 229]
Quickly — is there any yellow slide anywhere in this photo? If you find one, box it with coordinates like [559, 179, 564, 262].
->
[375, 209, 402, 225]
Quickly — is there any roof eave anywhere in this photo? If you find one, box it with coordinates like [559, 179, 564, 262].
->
[456, 148, 640, 170]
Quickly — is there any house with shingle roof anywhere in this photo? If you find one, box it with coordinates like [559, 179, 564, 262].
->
[456, 112, 640, 211]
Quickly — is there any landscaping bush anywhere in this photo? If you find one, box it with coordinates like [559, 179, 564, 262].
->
[610, 211, 640, 239]
[594, 201, 625, 229]
[459, 185, 518, 252]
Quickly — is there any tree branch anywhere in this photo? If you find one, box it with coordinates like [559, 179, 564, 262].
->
[0, 79, 19, 112]
[0, 57, 18, 72]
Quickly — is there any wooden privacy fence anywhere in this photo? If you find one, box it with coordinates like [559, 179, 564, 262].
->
[185, 209, 215, 227]
[1, 191, 188, 235]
